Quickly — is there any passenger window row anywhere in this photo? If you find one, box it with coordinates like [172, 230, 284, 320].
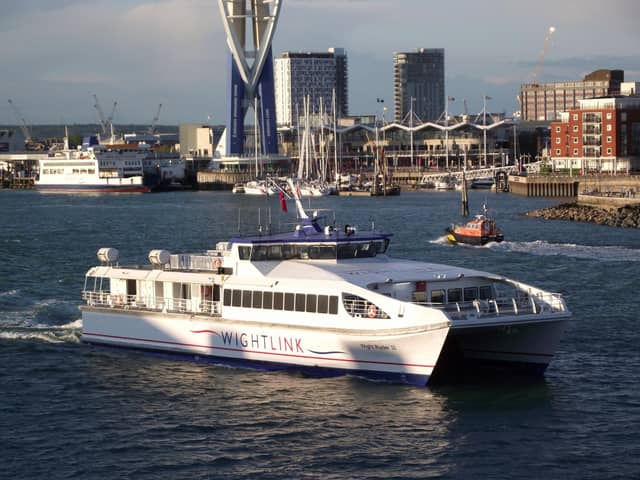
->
[223, 289, 339, 315]
[431, 285, 494, 304]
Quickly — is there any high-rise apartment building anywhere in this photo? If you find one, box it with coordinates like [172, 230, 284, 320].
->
[520, 69, 624, 122]
[274, 48, 348, 126]
[393, 48, 445, 123]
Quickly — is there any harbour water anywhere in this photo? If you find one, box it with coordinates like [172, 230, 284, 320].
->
[1, 189, 639, 479]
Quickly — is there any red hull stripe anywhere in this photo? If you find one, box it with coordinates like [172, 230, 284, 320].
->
[83, 331, 435, 368]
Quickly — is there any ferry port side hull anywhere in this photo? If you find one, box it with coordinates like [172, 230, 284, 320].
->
[81, 307, 449, 387]
[431, 318, 568, 383]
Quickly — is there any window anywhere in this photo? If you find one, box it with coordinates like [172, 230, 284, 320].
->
[263, 291, 273, 309]
[555, 137, 561, 144]
[306, 294, 317, 313]
[555, 126, 561, 133]
[572, 114, 578, 121]
[238, 246, 251, 260]
[284, 292, 295, 311]
[223, 289, 232, 306]
[573, 137, 579, 144]
[242, 290, 252, 307]
[252, 291, 262, 309]
[479, 286, 493, 300]
[573, 148, 579, 155]
[606, 136, 612, 143]
[232, 289, 241, 307]
[606, 112, 612, 119]
[317, 295, 328, 313]
[295, 293, 305, 312]
[555, 149, 561, 155]
[273, 292, 284, 310]
[573, 125, 578, 132]
[329, 296, 339, 315]
[464, 287, 479, 301]
[447, 288, 462, 303]
[607, 148, 612, 155]
[431, 290, 445, 304]
[607, 124, 612, 132]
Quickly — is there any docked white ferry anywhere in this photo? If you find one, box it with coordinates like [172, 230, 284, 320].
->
[36, 137, 150, 193]
[80, 184, 570, 384]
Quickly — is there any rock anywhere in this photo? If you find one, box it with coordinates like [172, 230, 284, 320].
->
[524, 203, 640, 228]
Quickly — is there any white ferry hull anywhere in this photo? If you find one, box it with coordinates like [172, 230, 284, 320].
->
[35, 182, 150, 194]
[81, 307, 449, 386]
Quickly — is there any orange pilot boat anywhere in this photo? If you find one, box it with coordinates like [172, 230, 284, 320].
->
[446, 203, 504, 246]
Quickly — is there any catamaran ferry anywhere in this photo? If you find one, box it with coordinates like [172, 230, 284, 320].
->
[80, 184, 570, 384]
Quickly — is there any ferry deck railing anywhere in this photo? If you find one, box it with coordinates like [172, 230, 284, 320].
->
[415, 292, 566, 320]
[82, 291, 221, 316]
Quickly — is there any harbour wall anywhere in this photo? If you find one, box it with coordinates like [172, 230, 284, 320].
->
[508, 174, 640, 199]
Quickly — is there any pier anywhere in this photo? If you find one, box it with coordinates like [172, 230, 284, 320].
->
[508, 175, 579, 197]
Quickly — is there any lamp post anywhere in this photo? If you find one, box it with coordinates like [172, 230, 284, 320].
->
[483, 95, 491, 168]
[410, 96, 415, 169]
[445, 96, 455, 170]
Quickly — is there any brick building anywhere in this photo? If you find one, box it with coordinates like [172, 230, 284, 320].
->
[549, 91, 640, 174]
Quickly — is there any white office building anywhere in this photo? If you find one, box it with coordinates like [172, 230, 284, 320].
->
[274, 48, 348, 127]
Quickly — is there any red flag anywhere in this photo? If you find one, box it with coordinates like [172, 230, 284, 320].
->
[279, 191, 288, 212]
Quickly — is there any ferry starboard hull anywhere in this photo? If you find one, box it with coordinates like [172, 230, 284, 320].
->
[81, 307, 449, 386]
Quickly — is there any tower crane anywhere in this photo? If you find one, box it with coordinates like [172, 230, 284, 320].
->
[7, 99, 32, 142]
[531, 26, 556, 86]
[148, 103, 162, 135]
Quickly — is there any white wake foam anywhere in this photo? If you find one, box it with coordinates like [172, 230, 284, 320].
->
[489, 240, 640, 262]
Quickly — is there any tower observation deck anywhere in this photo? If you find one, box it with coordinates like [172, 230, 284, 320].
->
[217, 0, 283, 164]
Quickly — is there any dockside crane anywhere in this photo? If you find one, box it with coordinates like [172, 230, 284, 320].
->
[148, 103, 162, 135]
[7, 99, 33, 142]
[93, 94, 108, 136]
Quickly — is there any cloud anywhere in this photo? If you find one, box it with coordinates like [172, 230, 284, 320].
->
[1, 0, 638, 124]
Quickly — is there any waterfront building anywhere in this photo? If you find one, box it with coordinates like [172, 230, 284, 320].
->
[520, 69, 624, 122]
[178, 124, 213, 158]
[393, 48, 445, 123]
[549, 93, 640, 174]
[274, 48, 348, 127]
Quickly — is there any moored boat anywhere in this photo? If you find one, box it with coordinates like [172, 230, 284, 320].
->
[35, 136, 150, 193]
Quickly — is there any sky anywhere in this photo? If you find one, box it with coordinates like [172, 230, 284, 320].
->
[1, 0, 639, 126]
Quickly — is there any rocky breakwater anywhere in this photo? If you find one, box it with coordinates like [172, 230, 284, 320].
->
[525, 203, 640, 228]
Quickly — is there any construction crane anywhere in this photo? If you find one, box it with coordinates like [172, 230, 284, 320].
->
[532, 26, 556, 86]
[7, 99, 32, 142]
[148, 103, 162, 135]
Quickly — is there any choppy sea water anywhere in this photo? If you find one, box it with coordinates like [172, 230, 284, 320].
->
[1, 189, 639, 479]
